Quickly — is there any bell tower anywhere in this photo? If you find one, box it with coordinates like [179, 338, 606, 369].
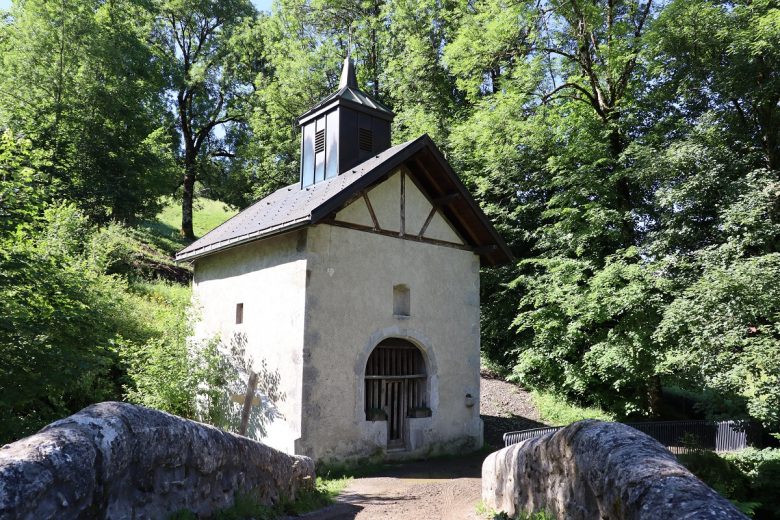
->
[298, 56, 394, 188]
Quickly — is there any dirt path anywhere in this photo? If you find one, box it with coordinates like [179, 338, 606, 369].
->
[307, 453, 484, 520]
[298, 373, 545, 520]
[479, 370, 546, 448]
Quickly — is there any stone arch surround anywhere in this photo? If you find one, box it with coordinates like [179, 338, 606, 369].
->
[353, 326, 440, 433]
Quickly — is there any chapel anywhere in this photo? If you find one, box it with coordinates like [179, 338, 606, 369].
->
[176, 57, 512, 462]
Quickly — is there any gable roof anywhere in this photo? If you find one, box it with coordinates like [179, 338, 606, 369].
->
[175, 135, 513, 266]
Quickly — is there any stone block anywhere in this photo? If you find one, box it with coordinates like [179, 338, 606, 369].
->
[482, 420, 747, 520]
[0, 402, 315, 519]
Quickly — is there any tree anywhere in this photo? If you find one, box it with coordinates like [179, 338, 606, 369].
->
[445, 0, 780, 426]
[446, 0, 668, 415]
[381, 0, 461, 144]
[0, 0, 175, 222]
[229, 0, 464, 206]
[645, 0, 780, 432]
[234, 6, 338, 204]
[152, 0, 257, 239]
[650, 0, 779, 173]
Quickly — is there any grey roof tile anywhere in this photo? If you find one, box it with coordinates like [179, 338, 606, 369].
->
[176, 139, 418, 261]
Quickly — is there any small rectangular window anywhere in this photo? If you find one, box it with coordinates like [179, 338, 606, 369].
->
[235, 303, 244, 324]
[393, 284, 410, 316]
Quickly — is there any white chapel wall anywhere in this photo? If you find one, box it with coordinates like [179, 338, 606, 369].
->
[335, 169, 465, 246]
[300, 194, 482, 461]
[191, 231, 308, 454]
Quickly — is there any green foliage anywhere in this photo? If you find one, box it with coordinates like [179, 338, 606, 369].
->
[208, 493, 278, 520]
[678, 451, 752, 503]
[445, 0, 780, 428]
[151, 0, 256, 237]
[194, 332, 285, 438]
[120, 281, 199, 418]
[285, 476, 351, 516]
[530, 390, 614, 426]
[121, 298, 285, 437]
[0, 203, 130, 442]
[512, 512, 556, 520]
[0, 116, 269, 444]
[723, 449, 780, 519]
[0, 130, 54, 234]
[0, 0, 176, 222]
[235, 3, 340, 203]
[679, 449, 780, 519]
[656, 251, 780, 431]
[1, 0, 779, 459]
[476, 500, 556, 520]
[512, 249, 669, 417]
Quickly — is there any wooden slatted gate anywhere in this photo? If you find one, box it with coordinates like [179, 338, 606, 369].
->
[365, 340, 427, 449]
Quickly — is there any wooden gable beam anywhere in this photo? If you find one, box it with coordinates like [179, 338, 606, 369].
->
[432, 193, 462, 206]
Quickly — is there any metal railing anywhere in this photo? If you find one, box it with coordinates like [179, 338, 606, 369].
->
[503, 420, 763, 453]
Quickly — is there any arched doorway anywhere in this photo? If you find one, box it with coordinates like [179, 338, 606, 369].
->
[365, 338, 428, 449]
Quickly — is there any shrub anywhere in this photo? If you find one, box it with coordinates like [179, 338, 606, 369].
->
[0, 203, 194, 444]
[722, 449, 780, 520]
[678, 450, 751, 501]
[530, 390, 614, 425]
[679, 448, 780, 519]
[0, 204, 130, 442]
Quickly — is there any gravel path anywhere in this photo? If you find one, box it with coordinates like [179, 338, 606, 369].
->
[298, 373, 547, 519]
[479, 370, 546, 448]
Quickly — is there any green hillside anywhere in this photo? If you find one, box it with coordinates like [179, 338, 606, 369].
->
[139, 198, 238, 256]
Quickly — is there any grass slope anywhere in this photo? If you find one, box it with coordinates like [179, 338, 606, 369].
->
[139, 197, 238, 256]
[531, 390, 614, 426]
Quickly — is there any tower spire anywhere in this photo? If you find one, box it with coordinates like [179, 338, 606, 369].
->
[297, 30, 394, 187]
[339, 28, 357, 89]
[339, 56, 357, 88]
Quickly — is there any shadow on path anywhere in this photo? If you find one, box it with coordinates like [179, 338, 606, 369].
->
[298, 450, 487, 520]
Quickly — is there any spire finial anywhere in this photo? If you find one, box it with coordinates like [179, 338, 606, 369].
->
[339, 29, 357, 89]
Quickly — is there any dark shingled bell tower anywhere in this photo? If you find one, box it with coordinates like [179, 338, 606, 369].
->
[297, 56, 395, 188]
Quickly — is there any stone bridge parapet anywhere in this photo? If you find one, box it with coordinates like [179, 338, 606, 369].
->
[482, 419, 747, 519]
[0, 402, 315, 519]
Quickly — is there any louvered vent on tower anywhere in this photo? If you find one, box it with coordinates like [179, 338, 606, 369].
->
[297, 56, 394, 188]
[359, 128, 373, 152]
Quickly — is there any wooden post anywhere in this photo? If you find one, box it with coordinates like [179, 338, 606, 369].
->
[239, 371, 259, 436]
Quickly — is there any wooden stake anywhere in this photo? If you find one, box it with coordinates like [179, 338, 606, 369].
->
[239, 371, 259, 436]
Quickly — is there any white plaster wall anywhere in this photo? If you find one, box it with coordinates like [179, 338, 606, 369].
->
[299, 224, 482, 462]
[191, 231, 308, 454]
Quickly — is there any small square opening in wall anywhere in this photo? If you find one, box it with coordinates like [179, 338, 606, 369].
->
[393, 284, 410, 317]
[235, 303, 244, 324]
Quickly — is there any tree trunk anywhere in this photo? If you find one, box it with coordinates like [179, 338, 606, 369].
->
[756, 100, 779, 173]
[648, 375, 663, 417]
[608, 125, 635, 248]
[181, 150, 197, 240]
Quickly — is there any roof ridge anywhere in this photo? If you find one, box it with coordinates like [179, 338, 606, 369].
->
[174, 136, 520, 267]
